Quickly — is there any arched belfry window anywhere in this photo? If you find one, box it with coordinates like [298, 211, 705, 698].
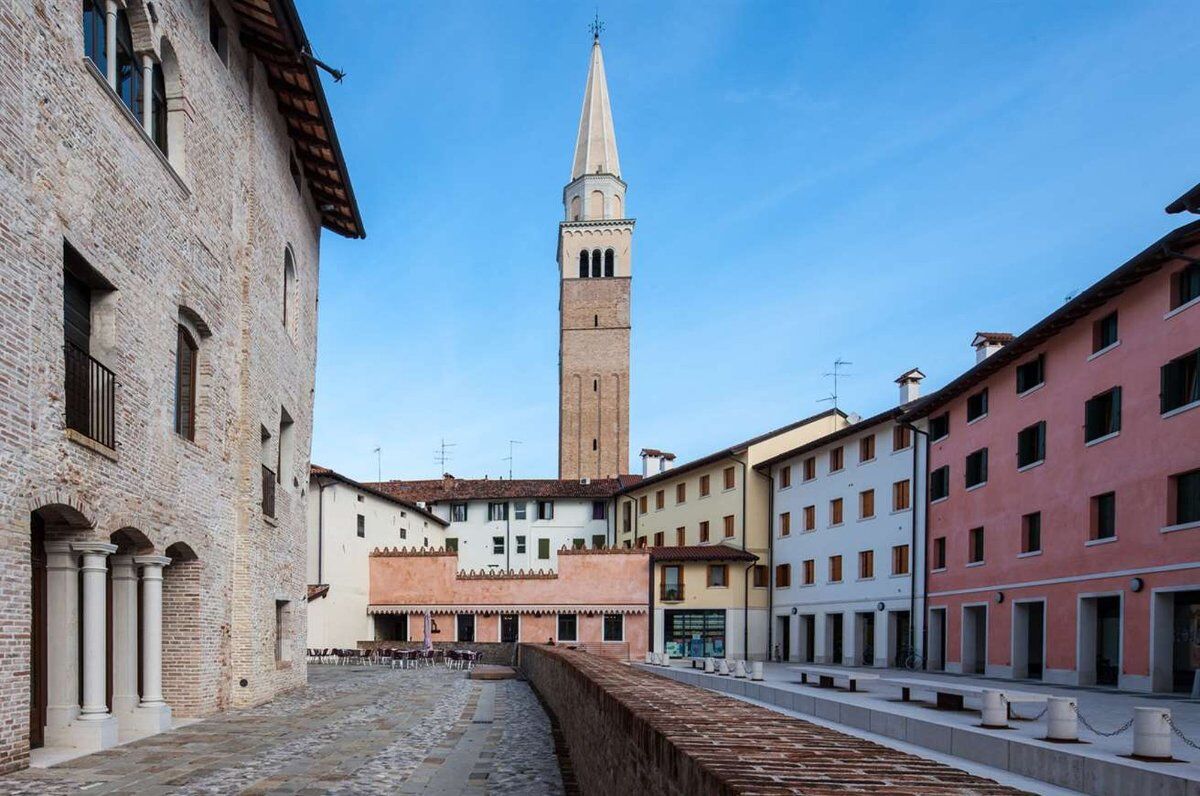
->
[604, 249, 615, 277]
[578, 250, 589, 278]
[591, 249, 601, 278]
[115, 10, 141, 117]
[83, 0, 107, 74]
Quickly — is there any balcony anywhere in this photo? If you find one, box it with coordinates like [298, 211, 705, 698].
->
[262, 465, 276, 518]
[659, 584, 684, 602]
[64, 340, 115, 450]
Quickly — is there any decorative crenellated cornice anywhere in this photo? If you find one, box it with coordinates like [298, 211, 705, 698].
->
[370, 546, 457, 558]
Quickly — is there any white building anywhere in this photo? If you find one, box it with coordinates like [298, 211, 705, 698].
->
[307, 466, 448, 648]
[758, 370, 928, 667]
[372, 475, 636, 572]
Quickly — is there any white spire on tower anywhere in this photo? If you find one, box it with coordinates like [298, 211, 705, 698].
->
[570, 33, 621, 181]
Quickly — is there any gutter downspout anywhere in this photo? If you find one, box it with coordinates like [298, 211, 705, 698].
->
[903, 421, 931, 668]
[735, 456, 749, 660]
[315, 476, 334, 585]
[761, 465, 775, 662]
[505, 502, 511, 571]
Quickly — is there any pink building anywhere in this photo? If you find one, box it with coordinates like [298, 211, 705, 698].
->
[367, 547, 649, 659]
[905, 220, 1200, 692]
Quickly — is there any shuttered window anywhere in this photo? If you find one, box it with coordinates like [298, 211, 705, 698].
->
[175, 325, 198, 441]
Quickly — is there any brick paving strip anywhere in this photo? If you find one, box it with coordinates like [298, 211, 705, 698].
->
[522, 646, 1033, 795]
[0, 666, 563, 796]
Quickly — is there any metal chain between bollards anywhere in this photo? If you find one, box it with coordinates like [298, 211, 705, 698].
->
[1071, 703, 1134, 737]
[1165, 714, 1200, 751]
[1010, 705, 1048, 721]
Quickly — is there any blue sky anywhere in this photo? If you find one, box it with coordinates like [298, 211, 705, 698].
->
[300, 1, 1200, 483]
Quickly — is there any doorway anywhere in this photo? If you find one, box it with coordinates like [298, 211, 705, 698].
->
[890, 610, 911, 667]
[30, 513, 46, 750]
[855, 612, 875, 666]
[1013, 601, 1045, 680]
[928, 608, 946, 671]
[963, 605, 987, 675]
[827, 613, 844, 665]
[1095, 596, 1120, 686]
[501, 614, 519, 643]
[775, 615, 790, 662]
[800, 614, 815, 663]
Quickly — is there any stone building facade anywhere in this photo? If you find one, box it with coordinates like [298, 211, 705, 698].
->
[0, 0, 361, 771]
[558, 34, 632, 480]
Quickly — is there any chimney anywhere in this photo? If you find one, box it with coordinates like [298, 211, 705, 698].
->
[442, 472, 454, 490]
[895, 368, 925, 405]
[972, 332, 1014, 363]
[639, 448, 677, 477]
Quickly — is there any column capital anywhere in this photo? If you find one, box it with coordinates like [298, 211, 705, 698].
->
[110, 554, 137, 580]
[134, 554, 172, 568]
[72, 541, 119, 555]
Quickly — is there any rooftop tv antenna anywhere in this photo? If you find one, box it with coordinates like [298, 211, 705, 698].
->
[434, 438, 456, 472]
[819, 358, 853, 410]
[372, 446, 382, 482]
[502, 440, 522, 480]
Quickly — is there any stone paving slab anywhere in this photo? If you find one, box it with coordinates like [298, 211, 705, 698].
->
[0, 665, 564, 795]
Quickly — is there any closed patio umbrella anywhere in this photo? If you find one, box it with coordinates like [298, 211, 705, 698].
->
[423, 611, 433, 652]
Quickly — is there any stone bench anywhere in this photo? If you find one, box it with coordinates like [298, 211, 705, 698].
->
[789, 666, 880, 692]
[882, 677, 1050, 714]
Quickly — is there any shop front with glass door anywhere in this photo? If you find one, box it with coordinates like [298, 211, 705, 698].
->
[664, 609, 725, 658]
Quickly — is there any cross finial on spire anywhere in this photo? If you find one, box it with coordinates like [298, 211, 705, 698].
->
[589, 10, 604, 41]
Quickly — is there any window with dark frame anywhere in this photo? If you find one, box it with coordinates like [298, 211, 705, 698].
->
[514, 502, 527, 520]
[451, 503, 467, 522]
[752, 565, 768, 587]
[707, 564, 728, 587]
[1022, 512, 1041, 553]
[457, 614, 475, 643]
[174, 325, 198, 441]
[966, 389, 988, 422]
[775, 563, 791, 588]
[930, 465, 950, 501]
[592, 500, 606, 520]
[893, 425, 912, 451]
[1174, 470, 1200, 526]
[1093, 311, 1119, 352]
[83, 0, 107, 75]
[802, 559, 814, 584]
[1161, 348, 1200, 414]
[115, 11, 141, 116]
[1016, 422, 1046, 468]
[592, 533, 604, 549]
[1174, 261, 1200, 309]
[492, 536, 504, 554]
[1084, 388, 1121, 442]
[604, 249, 615, 277]
[653, 532, 663, 546]
[537, 500, 554, 520]
[859, 435, 875, 462]
[929, 412, 950, 441]
[829, 446, 844, 472]
[829, 555, 843, 582]
[487, 502, 508, 521]
[445, 537, 458, 552]
[892, 544, 910, 575]
[209, 2, 229, 64]
[968, 527, 985, 563]
[602, 613, 623, 641]
[1091, 492, 1116, 540]
[557, 614, 577, 642]
[965, 448, 989, 488]
[356, 514, 365, 538]
[1016, 354, 1045, 394]
[516, 535, 526, 554]
[538, 538, 550, 559]
[858, 549, 874, 579]
[933, 537, 946, 569]
[803, 457, 816, 480]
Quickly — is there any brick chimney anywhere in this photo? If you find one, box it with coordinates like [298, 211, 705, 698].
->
[442, 472, 455, 490]
[895, 368, 925, 405]
[972, 332, 1014, 363]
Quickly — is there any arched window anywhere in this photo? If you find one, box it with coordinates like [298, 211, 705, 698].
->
[570, 196, 581, 222]
[591, 249, 601, 278]
[604, 249, 615, 277]
[151, 62, 168, 155]
[83, 0, 107, 74]
[578, 250, 589, 279]
[283, 248, 297, 333]
[175, 325, 198, 441]
[115, 11, 141, 117]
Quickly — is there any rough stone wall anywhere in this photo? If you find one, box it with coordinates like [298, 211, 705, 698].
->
[0, 0, 322, 771]
[519, 645, 1026, 796]
[558, 276, 630, 480]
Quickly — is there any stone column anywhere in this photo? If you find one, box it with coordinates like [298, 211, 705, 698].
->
[110, 555, 139, 716]
[104, 0, 117, 87]
[140, 54, 153, 131]
[134, 555, 172, 731]
[75, 542, 117, 722]
[43, 542, 79, 731]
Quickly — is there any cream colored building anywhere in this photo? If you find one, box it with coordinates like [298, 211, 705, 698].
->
[616, 409, 848, 660]
[307, 467, 447, 649]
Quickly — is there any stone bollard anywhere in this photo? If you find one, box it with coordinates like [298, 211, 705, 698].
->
[1045, 697, 1078, 741]
[734, 660, 747, 678]
[704, 657, 715, 673]
[718, 659, 730, 676]
[645, 652, 654, 665]
[981, 689, 1008, 729]
[1133, 707, 1172, 760]
[661, 654, 671, 667]
[751, 661, 764, 681]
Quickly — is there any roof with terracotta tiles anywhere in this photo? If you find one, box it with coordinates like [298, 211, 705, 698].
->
[647, 544, 758, 563]
[310, 465, 448, 526]
[369, 474, 642, 504]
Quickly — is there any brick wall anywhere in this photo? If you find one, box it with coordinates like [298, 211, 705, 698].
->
[518, 645, 1026, 795]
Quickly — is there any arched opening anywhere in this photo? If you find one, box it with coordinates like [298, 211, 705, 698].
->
[158, 37, 186, 175]
[604, 249, 615, 277]
[175, 324, 198, 441]
[588, 190, 604, 219]
[161, 542, 207, 717]
[283, 246, 297, 335]
[612, 193, 623, 218]
[29, 502, 95, 751]
[569, 195, 581, 221]
[591, 249, 601, 278]
[115, 10, 141, 117]
[82, 0, 106, 74]
[578, 249, 589, 279]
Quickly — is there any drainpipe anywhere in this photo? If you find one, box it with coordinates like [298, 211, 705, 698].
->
[505, 502, 511, 571]
[903, 421, 931, 668]
[315, 476, 334, 584]
[735, 456, 749, 660]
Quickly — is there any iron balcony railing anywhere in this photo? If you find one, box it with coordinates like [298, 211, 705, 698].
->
[660, 584, 684, 602]
[64, 341, 115, 449]
[262, 465, 277, 518]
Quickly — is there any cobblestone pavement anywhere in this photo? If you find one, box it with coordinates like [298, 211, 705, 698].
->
[0, 665, 565, 795]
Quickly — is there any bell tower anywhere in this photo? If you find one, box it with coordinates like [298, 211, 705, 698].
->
[558, 27, 632, 480]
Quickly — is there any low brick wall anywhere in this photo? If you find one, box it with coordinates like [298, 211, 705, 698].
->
[518, 645, 1027, 795]
[357, 641, 516, 666]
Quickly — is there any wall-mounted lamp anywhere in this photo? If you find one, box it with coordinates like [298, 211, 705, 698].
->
[995, 592, 1005, 604]
[1130, 577, 1144, 593]
[876, 602, 886, 612]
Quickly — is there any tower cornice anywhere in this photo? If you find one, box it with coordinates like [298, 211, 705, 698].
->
[559, 218, 637, 230]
